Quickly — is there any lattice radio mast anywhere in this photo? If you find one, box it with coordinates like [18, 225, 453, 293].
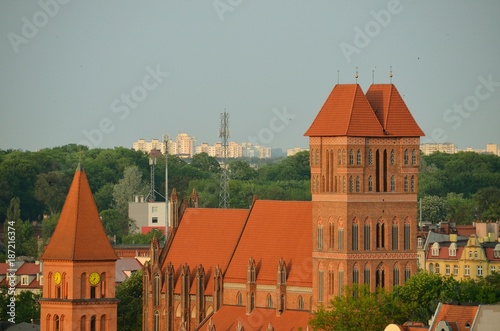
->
[219, 111, 230, 208]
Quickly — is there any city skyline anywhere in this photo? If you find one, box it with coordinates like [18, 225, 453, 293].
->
[1, 1, 500, 151]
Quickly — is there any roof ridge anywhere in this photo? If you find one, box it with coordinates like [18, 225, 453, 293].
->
[71, 171, 81, 260]
[346, 85, 359, 135]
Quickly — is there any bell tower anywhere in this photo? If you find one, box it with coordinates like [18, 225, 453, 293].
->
[305, 83, 424, 309]
[40, 165, 118, 330]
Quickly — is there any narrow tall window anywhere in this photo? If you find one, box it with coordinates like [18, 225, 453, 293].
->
[349, 176, 353, 192]
[153, 311, 160, 331]
[368, 149, 373, 165]
[411, 176, 415, 192]
[357, 149, 362, 165]
[317, 225, 323, 250]
[364, 266, 370, 286]
[390, 175, 396, 192]
[390, 149, 395, 165]
[412, 149, 417, 165]
[318, 270, 324, 302]
[154, 273, 160, 306]
[404, 223, 411, 250]
[338, 228, 344, 250]
[329, 222, 334, 249]
[80, 316, 86, 331]
[364, 223, 370, 250]
[337, 149, 341, 165]
[355, 176, 360, 192]
[90, 315, 96, 331]
[393, 265, 400, 286]
[375, 150, 380, 192]
[376, 268, 385, 288]
[338, 270, 344, 293]
[376, 222, 385, 248]
[404, 149, 409, 165]
[342, 149, 346, 165]
[368, 176, 373, 192]
[328, 270, 334, 295]
[392, 223, 398, 250]
[54, 315, 60, 331]
[404, 265, 411, 282]
[298, 296, 304, 310]
[349, 149, 354, 165]
[237, 292, 242, 305]
[404, 176, 409, 192]
[353, 268, 359, 284]
[352, 223, 358, 251]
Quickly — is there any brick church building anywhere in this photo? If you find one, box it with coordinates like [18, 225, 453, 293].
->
[40, 166, 118, 330]
[142, 81, 424, 330]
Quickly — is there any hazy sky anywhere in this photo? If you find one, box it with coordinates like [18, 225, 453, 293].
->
[1, 1, 499, 151]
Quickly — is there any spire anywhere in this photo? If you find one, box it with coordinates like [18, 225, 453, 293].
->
[41, 168, 117, 261]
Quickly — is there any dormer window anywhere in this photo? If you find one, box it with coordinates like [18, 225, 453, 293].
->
[494, 244, 500, 258]
[449, 243, 457, 257]
[431, 242, 440, 256]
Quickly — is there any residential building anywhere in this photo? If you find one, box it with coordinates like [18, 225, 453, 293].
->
[142, 81, 424, 329]
[287, 147, 308, 156]
[486, 143, 499, 156]
[40, 165, 118, 331]
[0, 262, 43, 295]
[420, 143, 456, 155]
[426, 234, 500, 281]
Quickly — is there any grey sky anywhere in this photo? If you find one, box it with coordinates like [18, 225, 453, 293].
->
[1, 1, 499, 151]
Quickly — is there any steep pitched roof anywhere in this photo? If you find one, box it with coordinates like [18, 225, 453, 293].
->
[224, 200, 312, 287]
[163, 208, 249, 293]
[366, 84, 424, 137]
[41, 166, 117, 261]
[304, 84, 384, 137]
[430, 303, 479, 331]
[199, 306, 311, 330]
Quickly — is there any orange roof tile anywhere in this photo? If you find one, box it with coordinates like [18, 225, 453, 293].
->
[16, 263, 40, 275]
[432, 303, 479, 331]
[366, 84, 424, 137]
[163, 208, 249, 293]
[41, 166, 117, 261]
[200, 305, 311, 330]
[224, 200, 312, 287]
[304, 84, 385, 137]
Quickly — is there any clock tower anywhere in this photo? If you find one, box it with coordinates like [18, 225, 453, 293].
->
[40, 165, 118, 331]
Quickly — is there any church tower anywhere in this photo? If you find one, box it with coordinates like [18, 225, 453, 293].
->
[305, 83, 424, 309]
[40, 165, 118, 331]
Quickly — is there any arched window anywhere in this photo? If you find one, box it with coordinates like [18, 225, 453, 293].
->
[80, 316, 86, 331]
[376, 222, 385, 248]
[154, 273, 161, 306]
[349, 176, 353, 192]
[352, 222, 358, 251]
[412, 149, 417, 165]
[404, 149, 409, 165]
[404, 264, 411, 282]
[90, 315, 96, 331]
[80, 273, 86, 298]
[411, 176, 415, 192]
[318, 268, 324, 302]
[342, 149, 346, 165]
[393, 264, 400, 286]
[356, 149, 362, 165]
[355, 176, 360, 192]
[100, 315, 106, 331]
[364, 264, 370, 286]
[329, 221, 334, 249]
[54, 315, 60, 331]
[364, 221, 371, 250]
[432, 242, 440, 256]
[368, 176, 373, 192]
[298, 296, 304, 310]
[390, 149, 395, 165]
[404, 222, 411, 250]
[390, 175, 396, 192]
[317, 222, 323, 250]
[267, 294, 273, 308]
[353, 266, 359, 284]
[337, 149, 341, 165]
[154, 311, 160, 331]
[376, 266, 385, 288]
[349, 149, 354, 165]
[100, 273, 106, 298]
[404, 176, 409, 192]
[328, 266, 334, 295]
[236, 292, 243, 305]
[368, 149, 373, 165]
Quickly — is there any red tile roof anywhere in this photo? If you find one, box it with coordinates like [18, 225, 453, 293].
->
[366, 84, 424, 137]
[304, 84, 385, 137]
[224, 200, 312, 287]
[200, 306, 311, 331]
[431, 303, 478, 331]
[16, 263, 40, 275]
[41, 166, 117, 261]
[163, 208, 249, 293]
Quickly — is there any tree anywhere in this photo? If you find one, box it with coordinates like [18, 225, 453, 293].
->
[474, 187, 500, 220]
[15, 291, 40, 323]
[3, 198, 37, 258]
[445, 193, 475, 224]
[228, 160, 257, 180]
[100, 209, 130, 242]
[34, 171, 71, 216]
[420, 195, 447, 224]
[190, 153, 220, 175]
[116, 270, 143, 331]
[310, 284, 401, 331]
[41, 213, 59, 244]
[121, 229, 164, 245]
[112, 166, 147, 216]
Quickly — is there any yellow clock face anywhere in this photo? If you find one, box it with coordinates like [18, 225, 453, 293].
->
[89, 272, 100, 286]
[54, 272, 61, 285]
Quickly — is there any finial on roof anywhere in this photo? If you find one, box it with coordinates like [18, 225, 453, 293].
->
[355, 66, 359, 83]
[389, 65, 393, 83]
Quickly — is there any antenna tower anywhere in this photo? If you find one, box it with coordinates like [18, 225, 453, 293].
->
[219, 111, 230, 208]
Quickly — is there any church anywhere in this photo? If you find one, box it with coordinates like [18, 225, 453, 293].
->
[142, 81, 424, 330]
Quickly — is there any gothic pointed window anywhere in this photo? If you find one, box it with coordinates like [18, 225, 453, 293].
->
[412, 149, 417, 165]
[404, 176, 409, 192]
[356, 176, 360, 192]
[352, 221, 358, 251]
[393, 264, 400, 286]
[404, 149, 409, 165]
[317, 220, 323, 250]
[357, 149, 362, 165]
[349, 149, 354, 165]
[298, 296, 304, 310]
[411, 176, 415, 192]
[154, 272, 161, 306]
[368, 149, 373, 165]
[364, 221, 371, 251]
[237, 292, 242, 305]
[318, 265, 324, 303]
[390, 149, 395, 165]
[390, 175, 396, 192]
[368, 176, 373, 192]
[349, 176, 353, 192]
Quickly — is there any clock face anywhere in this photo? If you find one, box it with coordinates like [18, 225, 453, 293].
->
[54, 272, 61, 285]
[89, 272, 100, 286]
